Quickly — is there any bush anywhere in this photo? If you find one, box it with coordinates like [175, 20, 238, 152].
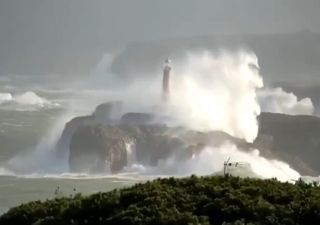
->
[1, 176, 320, 225]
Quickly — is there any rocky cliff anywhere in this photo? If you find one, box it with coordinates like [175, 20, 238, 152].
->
[57, 102, 320, 176]
[69, 125, 130, 173]
[256, 113, 320, 175]
[55, 101, 122, 157]
[68, 123, 248, 174]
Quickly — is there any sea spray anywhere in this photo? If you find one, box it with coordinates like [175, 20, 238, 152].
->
[0, 91, 60, 111]
[0, 50, 307, 182]
[167, 50, 263, 142]
[129, 143, 300, 182]
[258, 87, 314, 115]
[0, 93, 13, 104]
[125, 140, 137, 166]
[2, 111, 77, 174]
[108, 50, 301, 181]
[108, 50, 263, 142]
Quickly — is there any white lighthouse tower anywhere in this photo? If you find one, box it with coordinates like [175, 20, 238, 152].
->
[162, 58, 171, 103]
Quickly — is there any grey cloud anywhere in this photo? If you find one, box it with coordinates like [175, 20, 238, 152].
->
[0, 0, 319, 76]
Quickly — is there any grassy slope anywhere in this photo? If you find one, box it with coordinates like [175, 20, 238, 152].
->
[1, 176, 320, 225]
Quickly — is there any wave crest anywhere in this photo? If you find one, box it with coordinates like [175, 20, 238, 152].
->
[0, 91, 59, 111]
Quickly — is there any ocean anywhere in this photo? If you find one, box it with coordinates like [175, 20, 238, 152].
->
[0, 76, 138, 214]
[0, 52, 317, 215]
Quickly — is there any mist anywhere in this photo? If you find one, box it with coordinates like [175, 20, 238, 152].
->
[258, 88, 314, 115]
[139, 143, 300, 182]
[1, 1, 320, 218]
[0, 49, 307, 182]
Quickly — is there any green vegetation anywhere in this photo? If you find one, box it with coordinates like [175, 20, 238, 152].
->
[1, 176, 320, 225]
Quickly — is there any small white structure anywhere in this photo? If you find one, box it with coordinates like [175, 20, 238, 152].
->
[223, 157, 250, 176]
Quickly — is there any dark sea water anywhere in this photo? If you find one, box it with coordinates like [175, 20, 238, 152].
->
[0, 77, 133, 214]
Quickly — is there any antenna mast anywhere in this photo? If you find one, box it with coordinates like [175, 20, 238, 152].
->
[224, 157, 231, 176]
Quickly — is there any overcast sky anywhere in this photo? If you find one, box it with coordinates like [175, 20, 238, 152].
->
[0, 0, 319, 75]
[1, 0, 319, 49]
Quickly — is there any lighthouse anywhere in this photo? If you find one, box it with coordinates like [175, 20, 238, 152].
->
[162, 58, 171, 102]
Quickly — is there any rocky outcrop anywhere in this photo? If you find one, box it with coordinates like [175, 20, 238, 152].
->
[56, 115, 95, 157]
[60, 100, 320, 176]
[93, 101, 122, 123]
[69, 125, 129, 173]
[68, 124, 183, 172]
[256, 113, 320, 175]
[68, 123, 250, 174]
[56, 101, 122, 157]
[121, 113, 155, 125]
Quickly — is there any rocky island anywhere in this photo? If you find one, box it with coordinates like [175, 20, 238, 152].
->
[55, 99, 320, 177]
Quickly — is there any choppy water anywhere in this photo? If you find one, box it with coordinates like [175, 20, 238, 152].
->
[0, 77, 122, 215]
[0, 175, 139, 215]
[0, 72, 318, 215]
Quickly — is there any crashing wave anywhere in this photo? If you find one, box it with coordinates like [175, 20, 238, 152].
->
[0, 93, 13, 104]
[125, 143, 300, 182]
[0, 91, 60, 111]
[0, 50, 316, 183]
[258, 87, 314, 115]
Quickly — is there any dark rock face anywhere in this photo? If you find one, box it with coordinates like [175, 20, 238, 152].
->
[256, 113, 320, 175]
[69, 125, 129, 173]
[121, 113, 155, 125]
[60, 101, 320, 176]
[55, 101, 122, 157]
[94, 101, 122, 123]
[56, 115, 95, 157]
[68, 124, 249, 174]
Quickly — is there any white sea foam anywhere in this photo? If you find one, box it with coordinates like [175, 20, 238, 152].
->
[258, 87, 314, 115]
[0, 93, 13, 104]
[0, 91, 59, 111]
[167, 50, 263, 142]
[122, 143, 300, 182]
[0, 50, 313, 183]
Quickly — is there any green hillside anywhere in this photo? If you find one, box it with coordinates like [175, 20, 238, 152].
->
[1, 176, 320, 225]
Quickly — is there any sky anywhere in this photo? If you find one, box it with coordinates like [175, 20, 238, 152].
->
[0, 0, 319, 76]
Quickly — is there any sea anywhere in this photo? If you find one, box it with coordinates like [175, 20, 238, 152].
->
[0, 74, 144, 214]
[0, 70, 318, 215]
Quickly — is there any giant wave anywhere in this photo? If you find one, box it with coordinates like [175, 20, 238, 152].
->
[0, 50, 317, 184]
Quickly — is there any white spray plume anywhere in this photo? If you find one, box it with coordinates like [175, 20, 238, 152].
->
[112, 50, 263, 142]
[258, 87, 314, 115]
[0, 92, 13, 104]
[0, 91, 59, 111]
[3, 110, 78, 174]
[1, 50, 309, 183]
[112, 50, 302, 182]
[165, 50, 263, 142]
[144, 143, 300, 182]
